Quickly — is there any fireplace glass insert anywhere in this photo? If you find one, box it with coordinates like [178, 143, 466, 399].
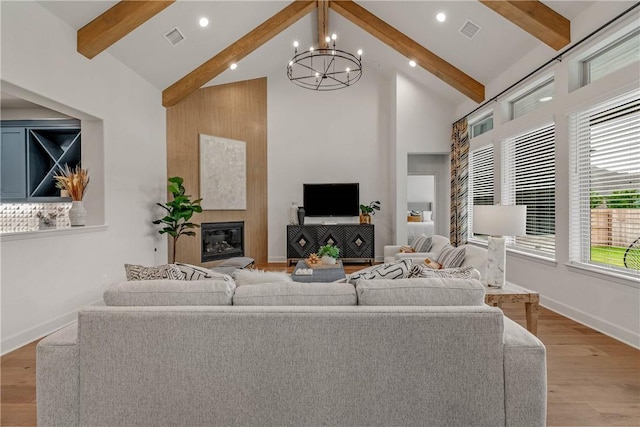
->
[201, 221, 244, 262]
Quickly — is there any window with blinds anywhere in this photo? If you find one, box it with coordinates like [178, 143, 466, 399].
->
[502, 123, 556, 256]
[510, 79, 554, 120]
[582, 28, 640, 87]
[468, 144, 494, 241]
[569, 89, 640, 277]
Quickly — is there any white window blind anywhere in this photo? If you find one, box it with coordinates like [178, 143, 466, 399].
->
[502, 123, 556, 256]
[582, 28, 640, 86]
[468, 144, 494, 241]
[511, 79, 554, 119]
[569, 89, 640, 277]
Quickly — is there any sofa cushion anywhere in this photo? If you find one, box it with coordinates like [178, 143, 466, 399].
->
[124, 264, 186, 281]
[175, 263, 233, 282]
[410, 234, 432, 252]
[233, 282, 356, 306]
[436, 245, 466, 268]
[104, 279, 235, 306]
[409, 264, 481, 280]
[347, 259, 413, 283]
[356, 277, 485, 306]
[232, 269, 292, 286]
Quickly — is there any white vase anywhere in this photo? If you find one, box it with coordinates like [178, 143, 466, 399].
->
[68, 201, 87, 226]
[321, 255, 337, 265]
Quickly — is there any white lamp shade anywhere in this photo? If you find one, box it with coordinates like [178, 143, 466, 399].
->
[473, 205, 527, 236]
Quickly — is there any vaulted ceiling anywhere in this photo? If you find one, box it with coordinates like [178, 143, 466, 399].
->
[39, 0, 595, 107]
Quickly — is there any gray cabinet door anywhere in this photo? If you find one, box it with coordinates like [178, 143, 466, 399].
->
[1, 127, 27, 200]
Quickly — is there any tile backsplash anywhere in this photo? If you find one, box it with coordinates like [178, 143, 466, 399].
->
[0, 203, 72, 233]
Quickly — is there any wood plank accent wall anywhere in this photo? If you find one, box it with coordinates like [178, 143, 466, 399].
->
[166, 78, 268, 266]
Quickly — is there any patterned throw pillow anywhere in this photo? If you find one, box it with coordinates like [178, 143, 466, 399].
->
[436, 245, 466, 268]
[348, 259, 413, 283]
[175, 262, 233, 282]
[410, 234, 433, 253]
[124, 264, 186, 281]
[408, 264, 476, 279]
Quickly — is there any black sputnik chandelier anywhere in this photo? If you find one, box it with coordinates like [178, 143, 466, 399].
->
[287, 34, 362, 91]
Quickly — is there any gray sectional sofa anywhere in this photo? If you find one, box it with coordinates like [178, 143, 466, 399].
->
[37, 277, 547, 427]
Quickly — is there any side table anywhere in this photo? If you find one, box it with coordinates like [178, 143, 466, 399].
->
[484, 281, 540, 336]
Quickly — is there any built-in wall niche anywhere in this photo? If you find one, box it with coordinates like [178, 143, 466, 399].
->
[1, 119, 81, 201]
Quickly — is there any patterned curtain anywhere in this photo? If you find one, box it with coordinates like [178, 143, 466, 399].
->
[450, 118, 469, 246]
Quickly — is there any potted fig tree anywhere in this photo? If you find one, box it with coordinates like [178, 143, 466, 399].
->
[153, 176, 202, 263]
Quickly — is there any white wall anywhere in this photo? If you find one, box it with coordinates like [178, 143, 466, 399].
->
[0, 1, 167, 354]
[407, 175, 435, 205]
[267, 63, 393, 262]
[394, 74, 454, 244]
[457, 2, 640, 347]
[1, 107, 71, 120]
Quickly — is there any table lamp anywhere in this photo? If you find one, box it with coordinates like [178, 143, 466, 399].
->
[473, 205, 527, 288]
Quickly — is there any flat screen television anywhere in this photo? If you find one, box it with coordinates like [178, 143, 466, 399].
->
[303, 183, 359, 217]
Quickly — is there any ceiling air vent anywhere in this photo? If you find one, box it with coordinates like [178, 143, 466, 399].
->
[460, 20, 481, 39]
[163, 27, 185, 46]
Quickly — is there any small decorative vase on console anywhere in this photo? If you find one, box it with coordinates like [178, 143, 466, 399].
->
[359, 214, 371, 224]
[69, 201, 87, 227]
[297, 207, 305, 225]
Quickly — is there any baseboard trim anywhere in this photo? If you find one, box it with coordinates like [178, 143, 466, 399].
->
[541, 296, 640, 349]
[1, 299, 102, 355]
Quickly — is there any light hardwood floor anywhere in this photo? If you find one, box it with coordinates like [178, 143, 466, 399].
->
[2, 264, 639, 426]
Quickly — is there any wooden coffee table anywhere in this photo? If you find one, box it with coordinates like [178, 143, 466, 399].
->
[484, 282, 540, 336]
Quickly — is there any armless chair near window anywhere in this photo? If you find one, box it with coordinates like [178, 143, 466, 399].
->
[473, 205, 527, 288]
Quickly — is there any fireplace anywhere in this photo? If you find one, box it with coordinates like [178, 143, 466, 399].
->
[201, 221, 244, 262]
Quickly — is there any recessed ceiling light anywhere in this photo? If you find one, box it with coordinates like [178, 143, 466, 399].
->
[230, 63, 237, 70]
[199, 17, 209, 28]
[409, 60, 417, 67]
[436, 13, 446, 23]
[539, 96, 553, 102]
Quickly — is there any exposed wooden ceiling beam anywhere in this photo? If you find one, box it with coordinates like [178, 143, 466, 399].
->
[329, 0, 485, 103]
[163, 0, 316, 107]
[78, 0, 175, 59]
[318, 1, 329, 49]
[479, 1, 570, 50]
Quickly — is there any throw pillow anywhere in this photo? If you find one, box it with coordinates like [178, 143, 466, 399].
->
[423, 258, 442, 269]
[347, 259, 413, 283]
[175, 262, 233, 282]
[399, 245, 415, 253]
[410, 234, 433, 253]
[436, 245, 466, 268]
[408, 264, 477, 279]
[124, 264, 186, 281]
[232, 269, 292, 286]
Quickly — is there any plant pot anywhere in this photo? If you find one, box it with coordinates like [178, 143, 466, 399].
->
[68, 201, 87, 226]
[359, 213, 371, 224]
[321, 255, 337, 265]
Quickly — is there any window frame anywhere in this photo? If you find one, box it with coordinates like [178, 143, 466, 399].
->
[467, 144, 495, 243]
[501, 122, 557, 258]
[569, 88, 640, 279]
[469, 112, 494, 139]
[510, 78, 555, 120]
[581, 27, 640, 87]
